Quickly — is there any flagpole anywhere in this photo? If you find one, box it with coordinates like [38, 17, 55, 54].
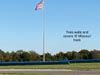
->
[35, 0, 46, 62]
[42, 0, 45, 62]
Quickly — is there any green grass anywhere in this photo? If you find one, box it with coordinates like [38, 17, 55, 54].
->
[67, 63, 100, 70]
[0, 63, 100, 70]
[0, 63, 100, 75]
[0, 72, 75, 75]
[0, 73, 49, 75]
[0, 73, 66, 75]
[0, 72, 71, 75]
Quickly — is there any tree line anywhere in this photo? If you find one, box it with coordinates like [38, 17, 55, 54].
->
[0, 49, 100, 62]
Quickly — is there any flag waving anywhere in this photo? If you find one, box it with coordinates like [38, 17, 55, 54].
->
[35, 0, 44, 10]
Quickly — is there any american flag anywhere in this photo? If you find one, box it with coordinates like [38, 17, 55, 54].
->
[35, 0, 43, 10]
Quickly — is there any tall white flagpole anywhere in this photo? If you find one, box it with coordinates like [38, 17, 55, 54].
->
[42, 0, 45, 62]
[35, 0, 46, 62]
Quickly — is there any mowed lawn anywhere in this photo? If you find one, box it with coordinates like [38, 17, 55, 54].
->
[0, 73, 56, 75]
[0, 72, 74, 75]
[0, 73, 60, 75]
[0, 63, 100, 70]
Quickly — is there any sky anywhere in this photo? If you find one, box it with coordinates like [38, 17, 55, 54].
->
[0, 0, 100, 54]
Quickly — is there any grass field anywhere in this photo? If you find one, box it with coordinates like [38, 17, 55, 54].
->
[0, 72, 76, 75]
[0, 73, 53, 75]
[0, 73, 70, 75]
[0, 63, 100, 70]
[0, 63, 100, 75]
[0, 73, 50, 75]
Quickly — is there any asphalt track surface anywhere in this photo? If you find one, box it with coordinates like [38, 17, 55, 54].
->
[0, 69, 100, 75]
[0, 69, 72, 73]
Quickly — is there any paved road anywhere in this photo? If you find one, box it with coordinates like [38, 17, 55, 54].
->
[0, 69, 100, 75]
[0, 69, 72, 73]
[0, 69, 71, 75]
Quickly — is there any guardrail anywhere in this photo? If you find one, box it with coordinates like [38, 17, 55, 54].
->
[0, 59, 100, 66]
[69, 59, 100, 63]
[0, 61, 69, 66]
